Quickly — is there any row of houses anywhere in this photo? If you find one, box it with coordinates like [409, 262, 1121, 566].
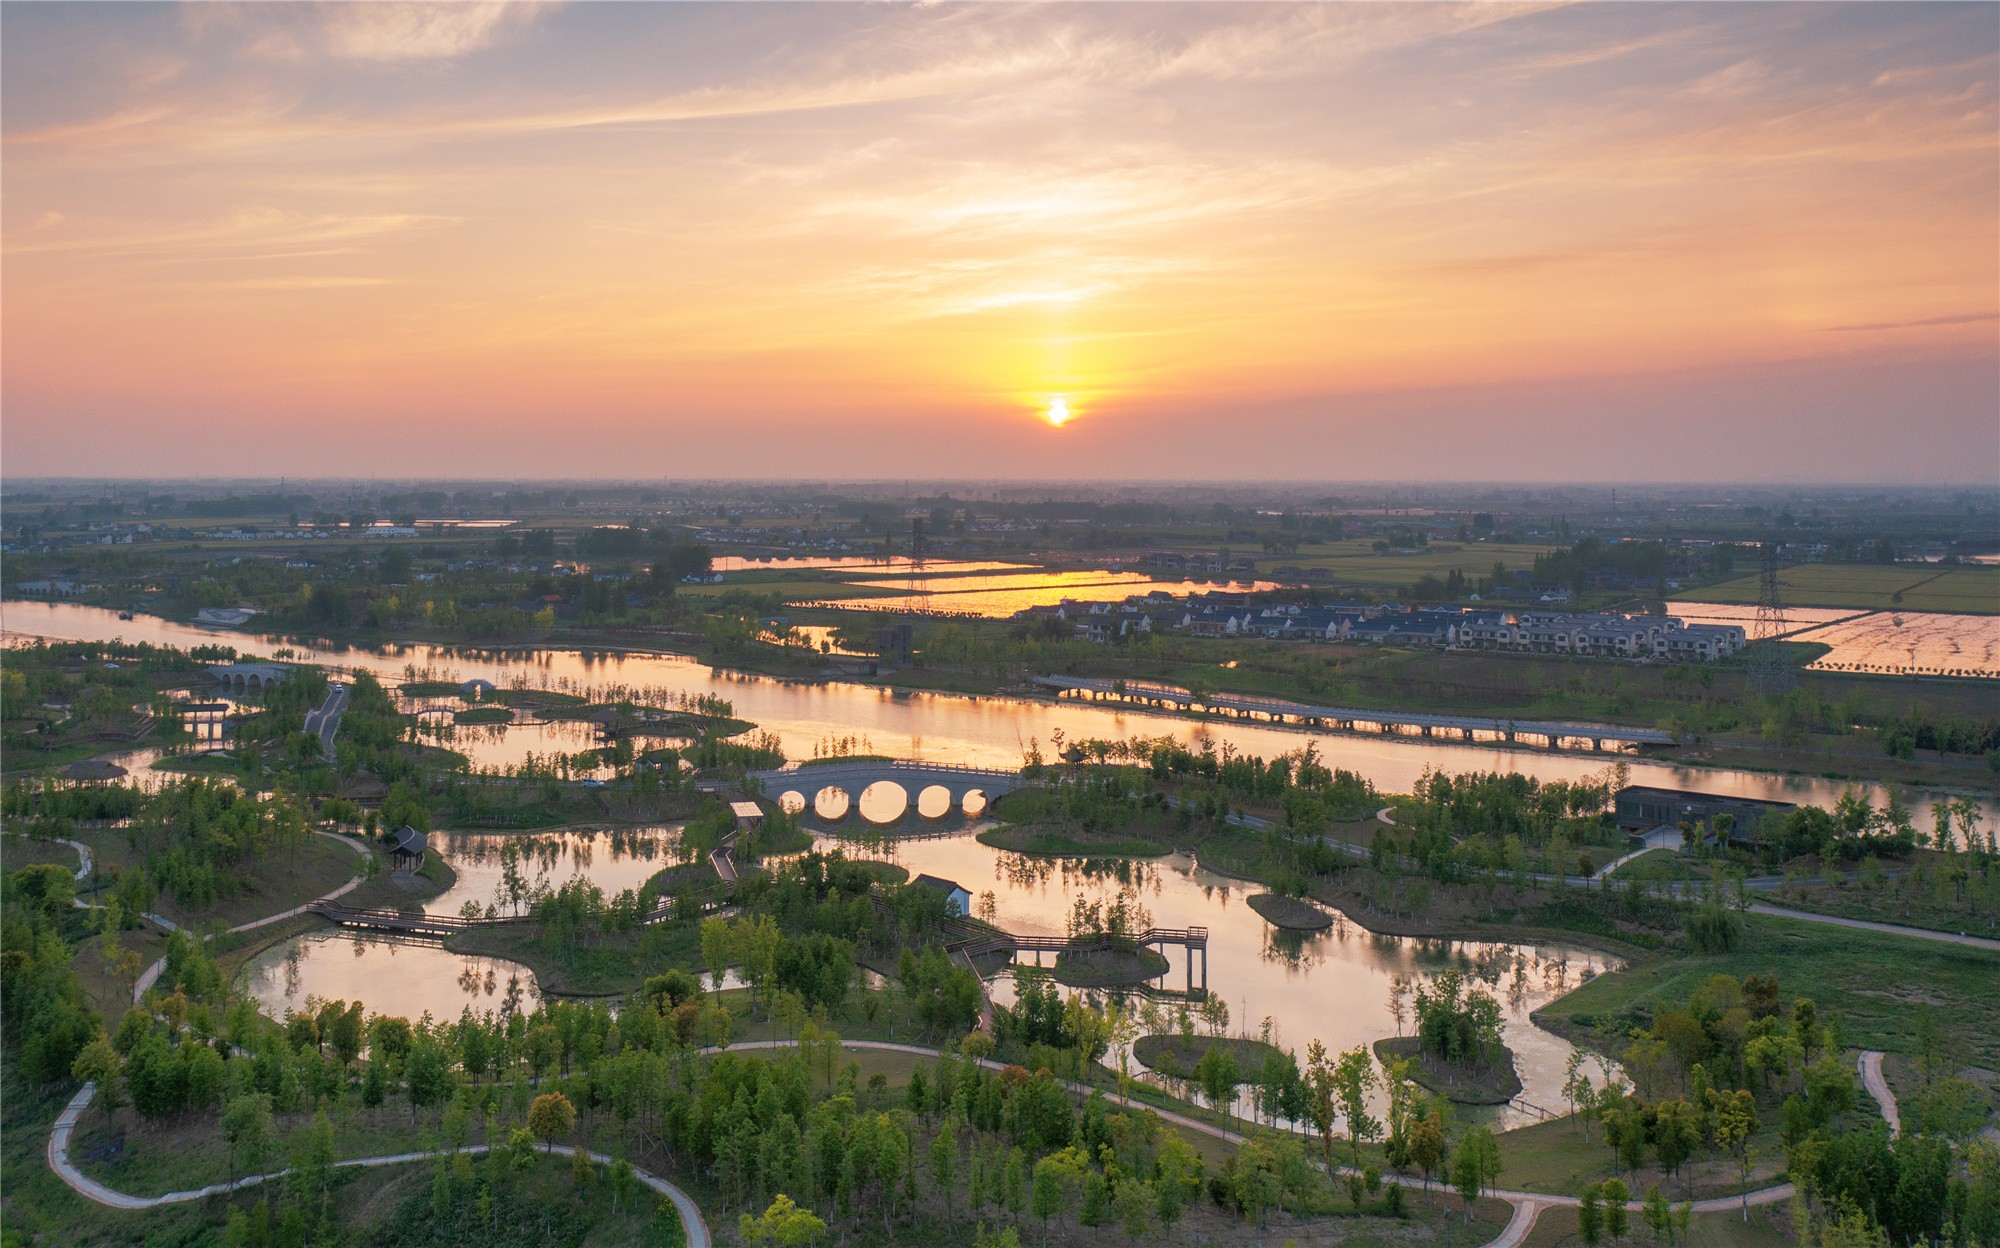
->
[1018, 596, 1747, 661]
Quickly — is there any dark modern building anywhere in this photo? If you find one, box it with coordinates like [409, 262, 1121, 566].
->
[1613, 786, 1795, 842]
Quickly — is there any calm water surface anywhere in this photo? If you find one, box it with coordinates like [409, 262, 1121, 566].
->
[8, 601, 1974, 822]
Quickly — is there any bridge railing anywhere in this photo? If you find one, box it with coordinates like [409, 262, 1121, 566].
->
[757, 762, 1021, 781]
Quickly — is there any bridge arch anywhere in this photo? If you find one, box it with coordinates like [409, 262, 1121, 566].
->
[811, 786, 852, 822]
[915, 784, 955, 820]
[857, 781, 908, 825]
[961, 789, 989, 817]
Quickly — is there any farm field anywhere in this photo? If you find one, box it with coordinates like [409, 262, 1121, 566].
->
[1253, 540, 1559, 585]
[1678, 563, 2000, 613]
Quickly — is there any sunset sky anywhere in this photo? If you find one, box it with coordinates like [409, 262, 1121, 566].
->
[4, 2, 1995, 481]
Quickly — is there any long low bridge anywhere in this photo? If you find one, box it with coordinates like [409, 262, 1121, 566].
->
[306, 901, 534, 938]
[748, 761, 1029, 817]
[1032, 675, 1676, 750]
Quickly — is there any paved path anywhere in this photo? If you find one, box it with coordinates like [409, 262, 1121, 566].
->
[1746, 904, 2000, 952]
[1859, 1050, 1900, 1136]
[46, 1080, 709, 1245]
[132, 830, 374, 1003]
[1587, 826, 1684, 882]
[302, 681, 349, 762]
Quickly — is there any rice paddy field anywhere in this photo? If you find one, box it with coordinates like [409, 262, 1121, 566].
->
[1789, 611, 2000, 678]
[1677, 563, 2000, 613]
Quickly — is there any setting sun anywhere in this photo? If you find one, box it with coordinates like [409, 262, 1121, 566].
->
[1044, 398, 1072, 427]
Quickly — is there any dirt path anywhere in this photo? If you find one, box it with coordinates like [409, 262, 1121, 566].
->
[1859, 1050, 1901, 1136]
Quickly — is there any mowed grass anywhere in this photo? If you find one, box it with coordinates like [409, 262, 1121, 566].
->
[1538, 914, 2000, 1068]
[1254, 541, 1559, 585]
[1680, 564, 2000, 614]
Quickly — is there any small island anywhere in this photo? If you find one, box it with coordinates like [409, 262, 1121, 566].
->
[1134, 1034, 1286, 1082]
[1247, 892, 1333, 930]
[1373, 968, 1522, 1105]
[1051, 946, 1168, 987]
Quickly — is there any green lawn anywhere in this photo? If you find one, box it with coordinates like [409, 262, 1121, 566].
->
[1539, 913, 2000, 1068]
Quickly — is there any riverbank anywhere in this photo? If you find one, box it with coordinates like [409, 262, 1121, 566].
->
[976, 825, 1171, 857]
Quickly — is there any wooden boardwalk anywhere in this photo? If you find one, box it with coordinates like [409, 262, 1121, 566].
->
[306, 901, 531, 939]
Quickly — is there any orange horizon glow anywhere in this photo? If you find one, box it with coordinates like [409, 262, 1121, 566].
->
[1, 2, 1995, 480]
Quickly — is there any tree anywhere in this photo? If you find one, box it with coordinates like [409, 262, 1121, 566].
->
[527, 1091, 577, 1153]
[1154, 1132, 1203, 1236]
[1451, 1125, 1502, 1221]
[930, 1118, 960, 1216]
[739, 1194, 825, 1247]
[1195, 1044, 1239, 1119]
[1334, 1045, 1381, 1163]
[1031, 1147, 1088, 1246]
[1714, 1090, 1758, 1220]
[404, 1035, 454, 1125]
[701, 917, 733, 1000]
[1408, 1111, 1446, 1194]
[221, 1092, 274, 1186]
[1601, 1178, 1630, 1241]
[1579, 1184, 1604, 1246]
[1642, 1185, 1673, 1243]
[71, 1039, 124, 1116]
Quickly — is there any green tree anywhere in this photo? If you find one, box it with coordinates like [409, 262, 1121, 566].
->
[1031, 1147, 1089, 1246]
[221, 1092, 274, 1186]
[1579, 1184, 1604, 1247]
[739, 1194, 826, 1247]
[1451, 1125, 1502, 1220]
[1642, 1185, 1673, 1243]
[1194, 1044, 1239, 1119]
[1601, 1178, 1630, 1241]
[527, 1091, 577, 1152]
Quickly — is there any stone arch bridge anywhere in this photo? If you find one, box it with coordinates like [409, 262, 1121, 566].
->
[747, 761, 1030, 821]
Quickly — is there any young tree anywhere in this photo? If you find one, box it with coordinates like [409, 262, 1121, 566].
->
[700, 917, 733, 1000]
[1601, 1178, 1631, 1241]
[1154, 1133, 1204, 1239]
[1714, 1090, 1758, 1220]
[930, 1118, 960, 1217]
[1334, 1045, 1381, 1164]
[221, 1092, 274, 1186]
[1408, 1111, 1446, 1195]
[739, 1193, 826, 1247]
[1451, 1125, 1502, 1221]
[1195, 1045, 1239, 1120]
[528, 1091, 578, 1153]
[1642, 1185, 1673, 1244]
[1579, 1184, 1604, 1247]
[1031, 1147, 1089, 1246]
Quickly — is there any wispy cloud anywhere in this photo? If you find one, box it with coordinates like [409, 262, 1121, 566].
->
[1828, 312, 1999, 332]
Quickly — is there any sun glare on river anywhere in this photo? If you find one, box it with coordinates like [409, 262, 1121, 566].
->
[1044, 397, 1072, 427]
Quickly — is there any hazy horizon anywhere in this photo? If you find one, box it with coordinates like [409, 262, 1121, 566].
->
[5, 2, 1996, 482]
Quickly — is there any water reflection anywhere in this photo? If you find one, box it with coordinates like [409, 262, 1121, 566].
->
[239, 929, 539, 1024]
[876, 828, 1616, 1130]
[7, 601, 1974, 829]
[426, 827, 690, 917]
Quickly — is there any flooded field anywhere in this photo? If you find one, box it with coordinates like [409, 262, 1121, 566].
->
[801, 572, 1279, 616]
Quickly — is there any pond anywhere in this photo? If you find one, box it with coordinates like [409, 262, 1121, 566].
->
[239, 929, 540, 1025]
[832, 827, 1617, 1130]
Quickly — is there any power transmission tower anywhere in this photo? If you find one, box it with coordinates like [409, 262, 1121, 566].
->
[1748, 544, 1794, 695]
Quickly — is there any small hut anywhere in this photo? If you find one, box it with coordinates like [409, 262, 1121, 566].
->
[729, 800, 766, 835]
[912, 873, 972, 917]
[62, 759, 129, 785]
[388, 825, 428, 874]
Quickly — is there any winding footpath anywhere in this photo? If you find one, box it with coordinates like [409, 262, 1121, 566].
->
[1859, 1050, 1901, 1137]
[41, 823, 714, 1247]
[46, 1081, 708, 1246]
[716, 1038, 1798, 1246]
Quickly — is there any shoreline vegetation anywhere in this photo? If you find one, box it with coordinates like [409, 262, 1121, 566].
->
[1132, 1034, 1286, 1083]
[1373, 1035, 1524, 1106]
[975, 824, 1172, 857]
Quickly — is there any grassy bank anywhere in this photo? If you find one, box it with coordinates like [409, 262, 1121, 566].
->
[1537, 912, 2000, 1068]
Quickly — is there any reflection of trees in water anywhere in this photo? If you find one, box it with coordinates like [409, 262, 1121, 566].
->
[457, 963, 500, 997]
[1261, 926, 1326, 970]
